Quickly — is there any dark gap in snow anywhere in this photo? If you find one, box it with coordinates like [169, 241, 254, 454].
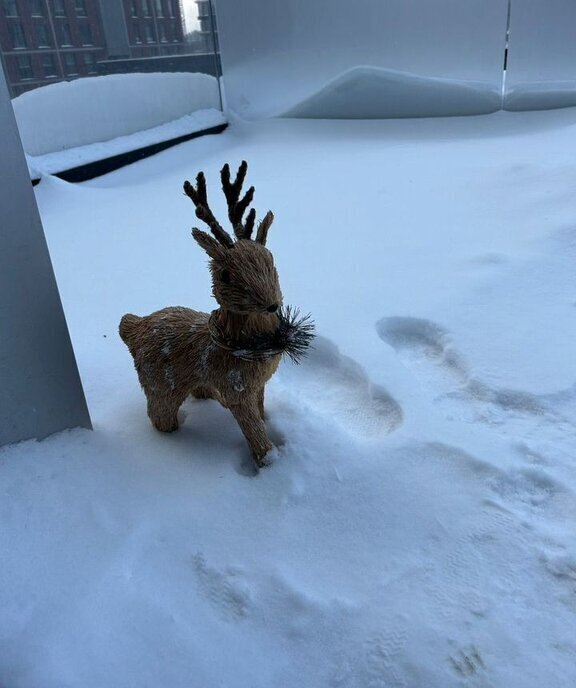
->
[32, 123, 228, 185]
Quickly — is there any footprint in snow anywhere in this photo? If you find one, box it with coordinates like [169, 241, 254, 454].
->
[278, 335, 402, 439]
[376, 316, 470, 398]
[332, 623, 408, 688]
[487, 467, 576, 525]
[191, 552, 252, 622]
[449, 645, 486, 678]
[542, 552, 576, 610]
[377, 315, 551, 425]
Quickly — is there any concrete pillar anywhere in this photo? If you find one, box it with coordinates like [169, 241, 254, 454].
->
[0, 65, 91, 446]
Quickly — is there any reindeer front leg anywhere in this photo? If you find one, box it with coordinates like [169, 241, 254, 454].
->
[229, 397, 273, 468]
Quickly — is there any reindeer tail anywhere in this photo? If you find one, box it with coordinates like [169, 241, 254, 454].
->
[119, 313, 141, 344]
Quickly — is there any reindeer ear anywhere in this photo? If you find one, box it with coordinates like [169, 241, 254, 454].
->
[256, 211, 274, 246]
[192, 228, 225, 259]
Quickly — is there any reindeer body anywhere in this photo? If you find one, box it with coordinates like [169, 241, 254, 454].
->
[120, 306, 281, 462]
[119, 162, 309, 468]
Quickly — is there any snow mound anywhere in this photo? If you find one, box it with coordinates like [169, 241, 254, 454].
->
[505, 80, 576, 112]
[12, 72, 221, 156]
[26, 109, 227, 178]
[282, 65, 502, 119]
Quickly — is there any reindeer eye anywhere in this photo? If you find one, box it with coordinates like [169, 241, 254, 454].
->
[220, 269, 231, 285]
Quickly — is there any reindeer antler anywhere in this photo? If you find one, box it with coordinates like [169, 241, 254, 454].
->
[184, 162, 274, 247]
[183, 172, 234, 248]
[221, 161, 256, 240]
[222, 161, 274, 245]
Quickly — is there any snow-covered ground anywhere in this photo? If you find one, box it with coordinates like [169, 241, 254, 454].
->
[2, 110, 576, 687]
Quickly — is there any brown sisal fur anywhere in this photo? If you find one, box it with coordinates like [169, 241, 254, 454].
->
[119, 162, 285, 468]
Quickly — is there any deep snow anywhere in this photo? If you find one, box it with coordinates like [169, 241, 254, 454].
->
[2, 111, 576, 687]
[26, 109, 227, 178]
[13, 73, 221, 156]
[283, 66, 501, 119]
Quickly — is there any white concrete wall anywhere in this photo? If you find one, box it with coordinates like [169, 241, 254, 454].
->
[215, 0, 509, 119]
[216, 0, 576, 118]
[504, 0, 576, 111]
[0, 65, 91, 446]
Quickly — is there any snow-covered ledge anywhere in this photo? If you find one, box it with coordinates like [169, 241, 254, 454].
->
[12, 73, 226, 180]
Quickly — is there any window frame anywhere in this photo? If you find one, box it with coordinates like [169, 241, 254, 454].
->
[42, 52, 58, 77]
[144, 23, 155, 43]
[36, 23, 52, 48]
[31, 0, 45, 16]
[133, 22, 142, 44]
[79, 22, 93, 46]
[63, 51, 78, 76]
[52, 0, 66, 17]
[3, 0, 18, 17]
[82, 51, 97, 74]
[9, 22, 27, 50]
[16, 55, 33, 81]
[60, 22, 73, 47]
[74, 0, 87, 17]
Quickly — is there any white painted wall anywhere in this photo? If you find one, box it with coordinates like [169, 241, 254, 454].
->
[0, 65, 90, 446]
[504, 0, 576, 111]
[215, 0, 509, 119]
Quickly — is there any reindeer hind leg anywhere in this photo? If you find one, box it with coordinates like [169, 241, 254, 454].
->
[146, 392, 185, 433]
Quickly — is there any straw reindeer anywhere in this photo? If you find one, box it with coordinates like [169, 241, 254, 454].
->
[119, 161, 313, 469]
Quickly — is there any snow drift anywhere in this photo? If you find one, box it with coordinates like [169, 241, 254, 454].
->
[25, 109, 227, 178]
[282, 66, 502, 119]
[504, 80, 576, 112]
[12, 72, 222, 156]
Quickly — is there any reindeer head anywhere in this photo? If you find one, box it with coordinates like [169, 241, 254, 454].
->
[184, 161, 283, 315]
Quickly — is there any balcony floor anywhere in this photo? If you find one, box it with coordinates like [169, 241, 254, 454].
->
[2, 111, 576, 687]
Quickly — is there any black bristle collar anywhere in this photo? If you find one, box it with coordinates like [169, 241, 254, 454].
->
[209, 306, 315, 363]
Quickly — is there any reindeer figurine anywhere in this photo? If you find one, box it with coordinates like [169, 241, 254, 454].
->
[119, 161, 313, 469]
